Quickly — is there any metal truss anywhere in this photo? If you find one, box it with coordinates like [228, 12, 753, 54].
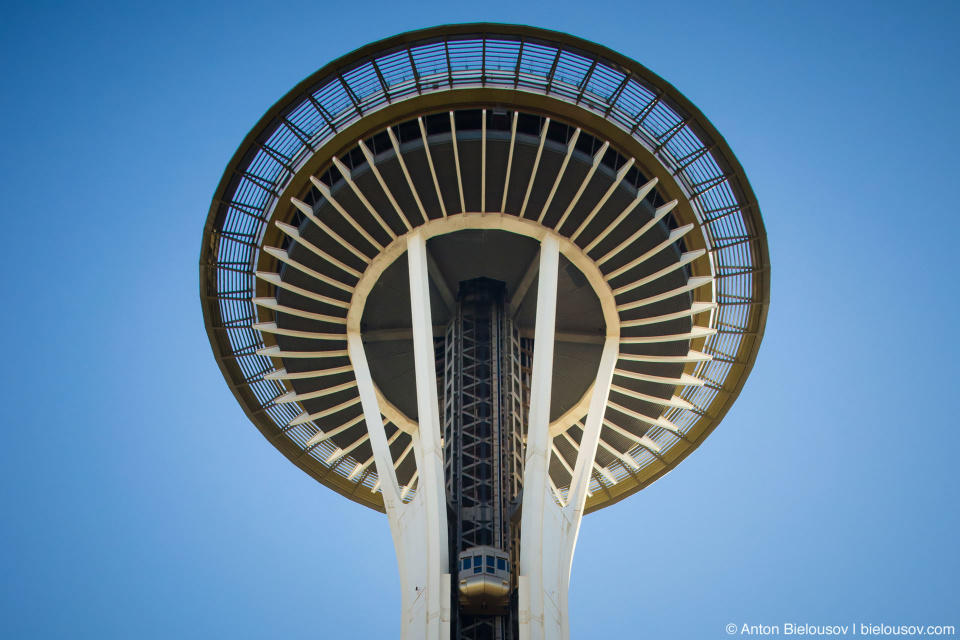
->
[443, 284, 525, 640]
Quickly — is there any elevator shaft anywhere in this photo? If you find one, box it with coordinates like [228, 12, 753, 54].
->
[442, 279, 530, 640]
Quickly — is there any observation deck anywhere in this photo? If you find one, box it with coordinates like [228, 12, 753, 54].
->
[200, 23, 769, 516]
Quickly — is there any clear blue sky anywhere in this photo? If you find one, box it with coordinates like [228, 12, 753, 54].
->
[1, 1, 957, 638]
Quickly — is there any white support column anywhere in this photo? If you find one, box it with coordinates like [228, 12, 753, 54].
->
[406, 230, 451, 640]
[348, 333, 410, 634]
[556, 337, 619, 635]
[519, 234, 619, 640]
[348, 330, 450, 640]
[519, 234, 561, 640]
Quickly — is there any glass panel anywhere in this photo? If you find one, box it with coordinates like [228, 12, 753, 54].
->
[497, 558, 506, 571]
[474, 556, 482, 568]
[474, 566, 482, 574]
[486, 556, 495, 567]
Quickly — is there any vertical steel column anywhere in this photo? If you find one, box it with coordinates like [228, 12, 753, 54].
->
[518, 235, 560, 640]
[556, 336, 618, 636]
[407, 230, 452, 640]
[517, 237, 619, 640]
[348, 329, 449, 640]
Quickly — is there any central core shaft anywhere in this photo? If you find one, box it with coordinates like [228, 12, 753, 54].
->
[442, 278, 530, 640]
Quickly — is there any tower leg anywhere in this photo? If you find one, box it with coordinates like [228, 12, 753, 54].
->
[518, 235, 619, 640]
[407, 229, 452, 640]
[346, 229, 451, 640]
[518, 235, 561, 640]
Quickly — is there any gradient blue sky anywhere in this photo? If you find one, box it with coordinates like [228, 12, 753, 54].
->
[1, 1, 957, 638]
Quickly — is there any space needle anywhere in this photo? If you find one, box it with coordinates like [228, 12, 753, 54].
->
[200, 23, 769, 640]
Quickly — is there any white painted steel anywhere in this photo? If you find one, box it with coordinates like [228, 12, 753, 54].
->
[303, 413, 365, 449]
[561, 429, 615, 489]
[617, 350, 712, 364]
[607, 400, 681, 434]
[405, 231, 452, 640]
[309, 176, 384, 251]
[569, 157, 635, 242]
[275, 218, 364, 276]
[481, 109, 487, 214]
[417, 117, 447, 218]
[619, 327, 717, 344]
[358, 139, 413, 231]
[449, 111, 466, 213]
[289, 199, 372, 264]
[582, 177, 659, 254]
[332, 156, 397, 240]
[613, 369, 704, 387]
[327, 430, 370, 463]
[255, 345, 349, 358]
[252, 322, 346, 341]
[519, 234, 560, 640]
[602, 418, 661, 454]
[389, 126, 430, 222]
[253, 297, 347, 324]
[537, 129, 581, 224]
[618, 301, 716, 327]
[262, 365, 352, 380]
[350, 422, 396, 479]
[261, 246, 355, 292]
[275, 380, 358, 403]
[520, 318, 620, 640]
[611, 249, 706, 296]
[598, 435, 640, 469]
[594, 199, 678, 265]
[603, 224, 693, 280]
[349, 331, 450, 640]
[232, 103, 734, 640]
[609, 385, 694, 411]
[254, 273, 350, 309]
[519, 118, 551, 219]
[501, 111, 518, 212]
[553, 140, 608, 230]
[289, 396, 362, 426]
[616, 277, 713, 312]
[205, 28, 768, 536]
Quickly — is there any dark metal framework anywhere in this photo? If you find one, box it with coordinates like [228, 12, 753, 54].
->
[200, 24, 770, 514]
[443, 282, 529, 640]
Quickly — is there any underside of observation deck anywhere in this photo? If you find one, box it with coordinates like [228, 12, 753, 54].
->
[200, 24, 769, 517]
